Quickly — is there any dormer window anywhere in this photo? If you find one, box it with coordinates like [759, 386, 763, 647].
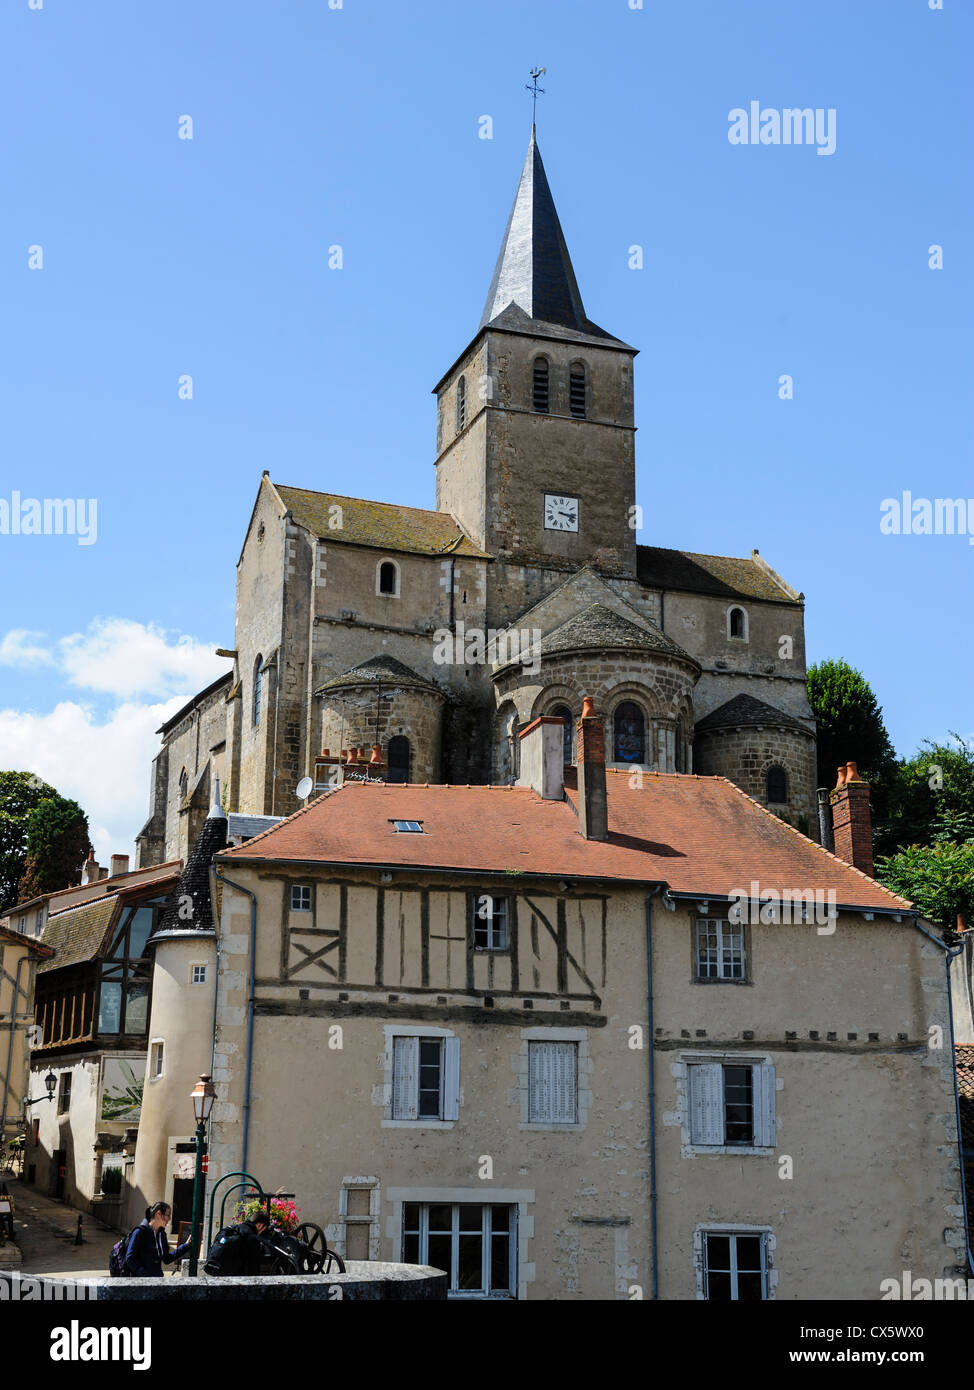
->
[533, 357, 549, 413]
[569, 363, 587, 419]
[391, 820, 424, 833]
[728, 607, 748, 641]
[456, 374, 466, 433]
[377, 559, 400, 597]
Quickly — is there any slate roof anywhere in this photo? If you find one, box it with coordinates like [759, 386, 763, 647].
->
[957, 1046, 974, 1152]
[227, 813, 283, 841]
[154, 809, 229, 936]
[38, 896, 118, 974]
[636, 546, 800, 603]
[220, 770, 911, 913]
[274, 485, 488, 559]
[479, 130, 630, 349]
[695, 694, 812, 735]
[538, 602, 695, 664]
[316, 655, 445, 697]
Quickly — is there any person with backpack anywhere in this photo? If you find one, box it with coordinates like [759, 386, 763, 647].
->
[118, 1202, 192, 1278]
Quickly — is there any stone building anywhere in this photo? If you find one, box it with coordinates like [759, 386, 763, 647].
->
[134, 707, 967, 1299]
[137, 127, 816, 867]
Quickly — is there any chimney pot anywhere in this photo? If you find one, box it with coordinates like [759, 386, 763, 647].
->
[370, 744, 382, 765]
[845, 760, 861, 782]
[830, 758, 874, 877]
[109, 854, 129, 878]
[835, 765, 847, 790]
[581, 696, 597, 719]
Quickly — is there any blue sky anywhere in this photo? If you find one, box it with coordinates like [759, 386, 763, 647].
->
[0, 0, 971, 859]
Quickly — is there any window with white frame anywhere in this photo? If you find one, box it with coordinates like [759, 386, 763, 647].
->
[528, 1040, 577, 1124]
[702, 1230, 769, 1300]
[190, 964, 207, 985]
[473, 894, 509, 950]
[687, 1061, 775, 1148]
[290, 884, 312, 912]
[391, 1035, 460, 1121]
[402, 1203, 516, 1298]
[150, 1040, 164, 1079]
[695, 918, 746, 981]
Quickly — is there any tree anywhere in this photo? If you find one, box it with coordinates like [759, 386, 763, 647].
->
[876, 811, 974, 932]
[0, 770, 58, 909]
[806, 659, 896, 790]
[16, 796, 92, 903]
[874, 735, 974, 857]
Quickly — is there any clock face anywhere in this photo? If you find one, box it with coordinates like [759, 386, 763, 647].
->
[544, 494, 579, 532]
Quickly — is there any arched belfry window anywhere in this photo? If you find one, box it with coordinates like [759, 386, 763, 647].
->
[614, 702, 645, 763]
[388, 736, 411, 784]
[252, 655, 263, 727]
[178, 767, 188, 800]
[533, 357, 549, 413]
[728, 606, 748, 640]
[377, 560, 400, 597]
[766, 766, 788, 804]
[456, 374, 466, 433]
[569, 362, 587, 419]
[551, 705, 574, 765]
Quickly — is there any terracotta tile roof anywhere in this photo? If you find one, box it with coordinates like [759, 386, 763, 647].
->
[957, 1046, 974, 1151]
[38, 895, 118, 974]
[220, 770, 912, 913]
[637, 546, 799, 603]
[274, 484, 489, 559]
[696, 694, 812, 735]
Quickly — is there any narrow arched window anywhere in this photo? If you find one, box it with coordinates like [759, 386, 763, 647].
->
[533, 357, 549, 413]
[614, 702, 645, 763]
[456, 374, 466, 433]
[378, 560, 399, 596]
[729, 607, 747, 640]
[569, 363, 586, 419]
[178, 768, 188, 800]
[253, 655, 263, 727]
[766, 766, 788, 803]
[388, 736, 411, 784]
[675, 721, 687, 774]
[551, 705, 574, 765]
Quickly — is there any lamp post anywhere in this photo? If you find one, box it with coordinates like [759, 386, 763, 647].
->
[23, 1070, 57, 1107]
[188, 1073, 216, 1277]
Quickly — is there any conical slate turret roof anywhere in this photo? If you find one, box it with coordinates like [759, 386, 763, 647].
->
[153, 780, 227, 936]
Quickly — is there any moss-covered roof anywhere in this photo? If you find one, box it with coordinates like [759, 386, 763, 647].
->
[695, 694, 811, 735]
[540, 603, 694, 663]
[274, 484, 489, 559]
[316, 655, 445, 697]
[38, 896, 118, 974]
[637, 546, 800, 603]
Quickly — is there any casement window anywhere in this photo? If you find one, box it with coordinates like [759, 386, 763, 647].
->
[57, 1072, 72, 1115]
[150, 1041, 164, 1079]
[290, 884, 312, 912]
[402, 1203, 516, 1298]
[695, 918, 746, 981]
[191, 964, 207, 985]
[392, 1036, 460, 1121]
[688, 1062, 775, 1148]
[527, 1041, 578, 1124]
[473, 894, 509, 950]
[702, 1231, 770, 1300]
[96, 896, 166, 1038]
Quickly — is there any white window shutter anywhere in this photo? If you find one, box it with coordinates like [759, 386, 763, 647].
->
[752, 1063, 776, 1147]
[528, 1043, 549, 1122]
[689, 1063, 723, 1145]
[392, 1036, 419, 1120]
[442, 1036, 460, 1121]
[551, 1042, 577, 1123]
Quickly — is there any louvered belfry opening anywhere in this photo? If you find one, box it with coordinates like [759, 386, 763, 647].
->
[456, 374, 466, 433]
[533, 357, 549, 413]
[569, 364, 586, 418]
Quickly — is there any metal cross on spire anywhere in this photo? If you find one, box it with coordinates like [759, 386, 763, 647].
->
[525, 67, 546, 128]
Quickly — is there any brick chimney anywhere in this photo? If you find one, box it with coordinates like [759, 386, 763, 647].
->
[576, 697, 608, 841]
[829, 761, 873, 877]
[110, 854, 130, 878]
[517, 717, 565, 800]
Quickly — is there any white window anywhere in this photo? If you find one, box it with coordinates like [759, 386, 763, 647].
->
[527, 1041, 577, 1124]
[150, 1040, 164, 1079]
[473, 895, 509, 950]
[290, 884, 312, 912]
[191, 964, 207, 985]
[402, 1203, 516, 1298]
[391, 820, 423, 834]
[702, 1230, 770, 1300]
[391, 1036, 460, 1122]
[695, 918, 746, 980]
[688, 1062, 775, 1148]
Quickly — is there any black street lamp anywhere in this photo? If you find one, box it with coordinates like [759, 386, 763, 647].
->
[188, 1074, 216, 1277]
[24, 1070, 57, 1107]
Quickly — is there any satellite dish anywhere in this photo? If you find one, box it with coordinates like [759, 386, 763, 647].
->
[295, 776, 314, 800]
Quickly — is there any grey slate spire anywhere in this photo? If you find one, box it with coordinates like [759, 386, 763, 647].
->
[480, 128, 618, 341]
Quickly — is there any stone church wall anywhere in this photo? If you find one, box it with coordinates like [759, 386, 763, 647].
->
[693, 724, 817, 835]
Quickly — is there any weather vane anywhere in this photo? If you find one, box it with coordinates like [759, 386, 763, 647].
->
[526, 67, 546, 127]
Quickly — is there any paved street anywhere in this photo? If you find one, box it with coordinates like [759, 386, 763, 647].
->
[0, 1177, 117, 1280]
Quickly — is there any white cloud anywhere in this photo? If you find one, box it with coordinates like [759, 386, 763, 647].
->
[58, 618, 226, 698]
[0, 629, 54, 668]
[0, 697, 191, 866]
